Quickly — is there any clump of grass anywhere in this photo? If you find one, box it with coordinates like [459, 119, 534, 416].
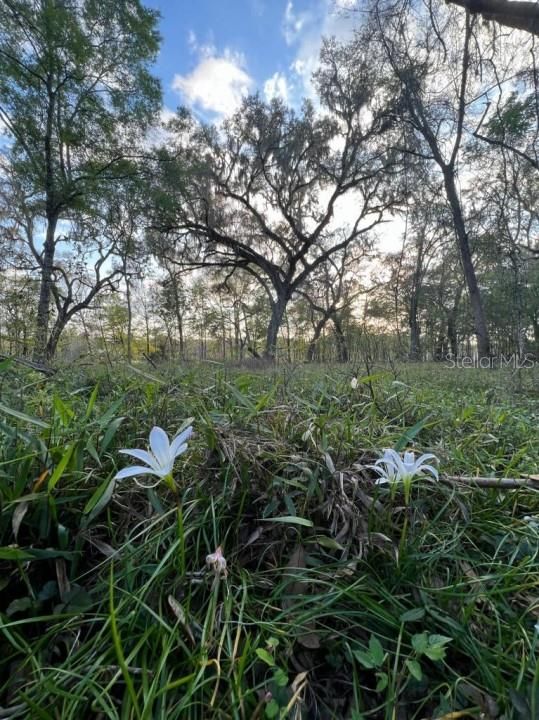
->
[0, 361, 538, 719]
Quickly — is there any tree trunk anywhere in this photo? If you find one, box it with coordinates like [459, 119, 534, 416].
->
[447, 285, 463, 358]
[169, 272, 185, 359]
[33, 216, 58, 363]
[443, 169, 491, 358]
[307, 314, 329, 362]
[45, 310, 68, 361]
[333, 317, 349, 363]
[409, 293, 421, 361]
[434, 331, 446, 361]
[265, 294, 287, 360]
[126, 274, 133, 364]
[532, 316, 539, 356]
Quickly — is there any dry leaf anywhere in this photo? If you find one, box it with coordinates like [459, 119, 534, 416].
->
[12, 501, 28, 542]
[55, 559, 70, 600]
[32, 469, 49, 492]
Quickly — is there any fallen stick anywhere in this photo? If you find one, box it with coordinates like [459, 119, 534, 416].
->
[0, 353, 56, 376]
[442, 475, 539, 490]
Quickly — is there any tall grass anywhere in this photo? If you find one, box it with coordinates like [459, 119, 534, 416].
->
[0, 359, 538, 719]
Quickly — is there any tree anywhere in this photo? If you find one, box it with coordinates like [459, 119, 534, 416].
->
[0, 0, 161, 362]
[363, 1, 493, 356]
[151, 49, 398, 359]
[446, 0, 539, 36]
[298, 245, 365, 362]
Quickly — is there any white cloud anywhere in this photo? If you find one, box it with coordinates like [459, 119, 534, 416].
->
[187, 29, 197, 51]
[264, 72, 290, 103]
[172, 49, 253, 118]
[282, 1, 312, 45]
[335, 0, 358, 9]
[286, 0, 357, 101]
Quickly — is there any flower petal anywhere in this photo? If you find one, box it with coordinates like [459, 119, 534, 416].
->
[133, 476, 163, 489]
[417, 463, 439, 479]
[170, 426, 193, 458]
[403, 451, 416, 473]
[414, 453, 438, 470]
[119, 448, 160, 471]
[114, 465, 162, 480]
[149, 426, 170, 467]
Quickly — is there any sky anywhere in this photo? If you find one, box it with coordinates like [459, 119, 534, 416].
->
[142, 0, 402, 254]
[144, 0, 359, 122]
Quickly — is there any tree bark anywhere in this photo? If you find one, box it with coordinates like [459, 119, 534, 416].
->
[125, 273, 133, 364]
[443, 169, 491, 358]
[408, 234, 425, 361]
[447, 285, 463, 357]
[333, 317, 349, 363]
[446, 0, 539, 36]
[307, 314, 330, 362]
[33, 216, 58, 363]
[409, 300, 421, 361]
[532, 316, 539, 355]
[265, 294, 287, 360]
[45, 311, 67, 360]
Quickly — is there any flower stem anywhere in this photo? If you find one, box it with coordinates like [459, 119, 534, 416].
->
[176, 497, 185, 576]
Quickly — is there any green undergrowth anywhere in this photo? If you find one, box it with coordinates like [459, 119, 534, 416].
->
[0, 359, 538, 719]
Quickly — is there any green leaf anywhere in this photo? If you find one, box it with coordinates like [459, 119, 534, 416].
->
[309, 535, 344, 550]
[375, 672, 388, 692]
[265, 699, 280, 719]
[423, 645, 447, 661]
[256, 648, 275, 666]
[85, 385, 99, 419]
[359, 372, 388, 384]
[400, 608, 426, 623]
[0, 546, 74, 561]
[428, 634, 452, 646]
[405, 659, 423, 681]
[83, 477, 116, 524]
[262, 516, 313, 527]
[0, 546, 33, 561]
[6, 597, 33, 616]
[0, 402, 50, 429]
[100, 417, 125, 453]
[53, 395, 74, 426]
[394, 416, 432, 452]
[85, 438, 101, 465]
[353, 649, 376, 670]
[368, 635, 385, 667]
[273, 668, 288, 687]
[411, 632, 428, 655]
[48, 444, 75, 492]
[424, 634, 452, 661]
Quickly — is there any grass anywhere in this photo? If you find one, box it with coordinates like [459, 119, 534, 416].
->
[0, 358, 538, 719]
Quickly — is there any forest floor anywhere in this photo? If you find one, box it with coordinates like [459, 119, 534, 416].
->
[0, 359, 538, 719]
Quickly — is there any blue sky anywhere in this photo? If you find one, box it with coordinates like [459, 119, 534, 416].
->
[144, 0, 358, 121]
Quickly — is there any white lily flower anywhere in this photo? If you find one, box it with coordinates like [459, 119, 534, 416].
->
[370, 448, 439, 486]
[369, 448, 438, 503]
[206, 546, 227, 578]
[114, 425, 193, 488]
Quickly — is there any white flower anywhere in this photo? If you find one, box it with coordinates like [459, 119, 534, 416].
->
[114, 425, 193, 487]
[369, 448, 439, 486]
[206, 546, 227, 577]
[350, 377, 358, 389]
